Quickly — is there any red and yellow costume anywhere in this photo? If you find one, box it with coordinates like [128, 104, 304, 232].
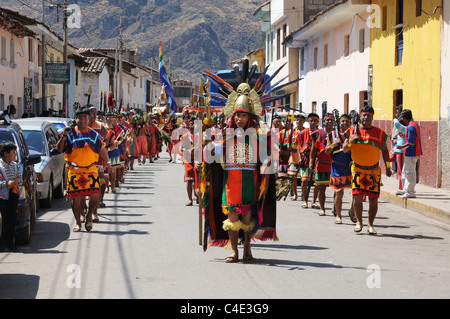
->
[65, 128, 103, 197]
[345, 126, 388, 198]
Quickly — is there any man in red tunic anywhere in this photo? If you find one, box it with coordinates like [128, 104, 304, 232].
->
[309, 113, 333, 216]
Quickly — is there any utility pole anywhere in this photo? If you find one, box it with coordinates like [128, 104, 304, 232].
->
[150, 58, 153, 106]
[41, 0, 47, 112]
[62, 0, 68, 114]
[118, 17, 124, 109]
[114, 39, 118, 109]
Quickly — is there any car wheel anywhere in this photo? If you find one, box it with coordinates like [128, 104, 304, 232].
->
[40, 177, 53, 208]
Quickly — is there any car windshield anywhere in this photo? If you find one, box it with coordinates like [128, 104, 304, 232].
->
[23, 130, 46, 155]
[0, 131, 19, 162]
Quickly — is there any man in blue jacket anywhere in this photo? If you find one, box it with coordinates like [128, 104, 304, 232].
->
[396, 109, 422, 199]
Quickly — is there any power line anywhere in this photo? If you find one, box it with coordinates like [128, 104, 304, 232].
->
[15, 0, 43, 13]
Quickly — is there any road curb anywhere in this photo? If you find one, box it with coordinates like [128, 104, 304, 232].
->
[380, 190, 450, 225]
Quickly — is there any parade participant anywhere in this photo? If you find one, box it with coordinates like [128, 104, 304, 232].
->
[135, 115, 149, 165]
[0, 142, 21, 252]
[325, 113, 354, 224]
[164, 115, 179, 163]
[116, 113, 128, 183]
[180, 116, 198, 206]
[56, 106, 104, 232]
[277, 116, 290, 178]
[147, 118, 159, 163]
[154, 119, 163, 160]
[202, 78, 278, 263]
[300, 113, 320, 208]
[88, 106, 112, 217]
[343, 106, 392, 234]
[392, 106, 406, 194]
[287, 114, 305, 200]
[396, 109, 422, 199]
[125, 114, 137, 170]
[309, 113, 333, 216]
[105, 112, 124, 193]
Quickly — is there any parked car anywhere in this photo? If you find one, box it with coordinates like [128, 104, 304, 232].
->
[13, 119, 66, 208]
[41, 117, 73, 135]
[0, 119, 40, 244]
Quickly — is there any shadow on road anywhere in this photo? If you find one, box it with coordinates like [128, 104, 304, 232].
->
[0, 274, 40, 298]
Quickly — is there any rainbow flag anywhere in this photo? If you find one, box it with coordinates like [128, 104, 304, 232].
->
[158, 41, 177, 112]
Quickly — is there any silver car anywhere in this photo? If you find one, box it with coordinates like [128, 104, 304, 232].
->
[43, 117, 73, 135]
[13, 119, 66, 208]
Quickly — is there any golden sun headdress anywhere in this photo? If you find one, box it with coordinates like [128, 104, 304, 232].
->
[201, 59, 301, 119]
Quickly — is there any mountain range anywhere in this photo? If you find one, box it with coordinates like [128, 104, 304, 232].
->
[3, 0, 264, 82]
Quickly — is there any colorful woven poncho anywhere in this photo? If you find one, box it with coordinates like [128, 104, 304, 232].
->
[201, 128, 278, 249]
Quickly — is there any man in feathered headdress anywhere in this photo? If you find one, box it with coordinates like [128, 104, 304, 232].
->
[201, 61, 278, 263]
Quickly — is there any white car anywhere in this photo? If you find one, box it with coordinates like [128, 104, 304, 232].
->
[13, 119, 66, 208]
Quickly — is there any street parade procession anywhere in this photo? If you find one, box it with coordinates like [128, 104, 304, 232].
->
[3, 1, 450, 302]
[1, 55, 406, 262]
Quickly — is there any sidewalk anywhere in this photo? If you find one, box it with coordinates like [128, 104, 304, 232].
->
[380, 174, 450, 225]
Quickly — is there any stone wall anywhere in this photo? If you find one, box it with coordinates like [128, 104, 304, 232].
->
[303, 0, 343, 22]
[439, 118, 450, 189]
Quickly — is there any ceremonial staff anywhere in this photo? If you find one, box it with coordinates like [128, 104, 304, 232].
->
[87, 85, 92, 105]
[199, 80, 214, 247]
[332, 109, 341, 143]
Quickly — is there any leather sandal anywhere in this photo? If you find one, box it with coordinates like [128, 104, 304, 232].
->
[225, 255, 239, 263]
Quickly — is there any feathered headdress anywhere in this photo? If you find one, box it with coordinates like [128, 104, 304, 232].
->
[201, 59, 301, 118]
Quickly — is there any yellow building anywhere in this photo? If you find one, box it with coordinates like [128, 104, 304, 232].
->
[370, 0, 442, 187]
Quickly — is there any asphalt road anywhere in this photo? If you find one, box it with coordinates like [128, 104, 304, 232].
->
[1, 152, 450, 300]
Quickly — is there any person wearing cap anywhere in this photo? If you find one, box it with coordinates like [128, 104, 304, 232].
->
[395, 109, 422, 199]
[56, 106, 104, 232]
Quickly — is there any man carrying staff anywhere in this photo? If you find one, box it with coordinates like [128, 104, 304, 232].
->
[343, 106, 392, 234]
[57, 106, 106, 232]
[325, 113, 354, 224]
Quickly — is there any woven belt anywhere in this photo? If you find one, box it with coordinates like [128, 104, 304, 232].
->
[69, 162, 96, 169]
[353, 162, 379, 170]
